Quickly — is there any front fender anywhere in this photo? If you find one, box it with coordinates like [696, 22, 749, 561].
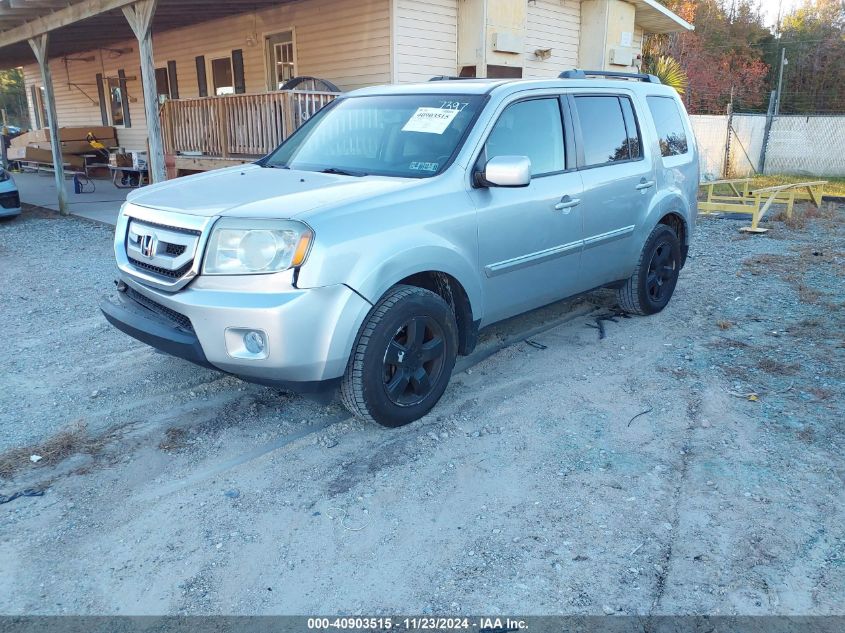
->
[296, 228, 484, 321]
[353, 241, 483, 316]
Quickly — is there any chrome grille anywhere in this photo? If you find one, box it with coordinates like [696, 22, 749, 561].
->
[165, 243, 186, 256]
[128, 257, 194, 279]
[116, 205, 215, 292]
[125, 218, 201, 284]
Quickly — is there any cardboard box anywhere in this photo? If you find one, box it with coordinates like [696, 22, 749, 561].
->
[7, 146, 26, 160]
[11, 146, 85, 170]
[10, 126, 116, 146]
[109, 152, 133, 168]
[56, 126, 116, 142]
[30, 139, 117, 155]
[10, 131, 36, 148]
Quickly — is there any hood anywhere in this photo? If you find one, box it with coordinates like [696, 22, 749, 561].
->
[127, 164, 416, 218]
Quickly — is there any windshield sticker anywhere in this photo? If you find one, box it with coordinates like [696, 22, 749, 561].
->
[409, 161, 440, 172]
[402, 107, 459, 134]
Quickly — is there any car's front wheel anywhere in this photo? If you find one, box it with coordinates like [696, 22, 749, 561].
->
[341, 285, 458, 427]
[617, 223, 682, 315]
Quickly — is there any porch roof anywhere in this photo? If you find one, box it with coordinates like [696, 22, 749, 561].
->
[0, 0, 294, 67]
[630, 0, 694, 34]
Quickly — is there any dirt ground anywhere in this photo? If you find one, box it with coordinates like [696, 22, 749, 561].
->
[1, 203, 844, 615]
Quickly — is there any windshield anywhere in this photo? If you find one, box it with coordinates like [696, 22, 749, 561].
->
[263, 94, 485, 178]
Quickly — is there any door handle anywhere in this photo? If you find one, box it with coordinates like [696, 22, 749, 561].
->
[636, 180, 655, 190]
[554, 196, 581, 213]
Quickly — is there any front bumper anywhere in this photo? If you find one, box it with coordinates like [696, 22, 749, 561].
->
[100, 290, 213, 369]
[100, 275, 372, 391]
[0, 186, 21, 217]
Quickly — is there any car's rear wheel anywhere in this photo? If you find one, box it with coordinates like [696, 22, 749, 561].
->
[617, 223, 682, 316]
[341, 285, 458, 427]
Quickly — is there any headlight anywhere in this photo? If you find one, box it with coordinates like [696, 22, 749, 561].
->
[202, 218, 313, 275]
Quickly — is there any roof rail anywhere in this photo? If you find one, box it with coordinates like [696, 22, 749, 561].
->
[428, 75, 474, 81]
[559, 69, 662, 84]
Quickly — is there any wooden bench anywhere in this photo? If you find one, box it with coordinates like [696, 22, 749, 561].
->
[698, 179, 828, 233]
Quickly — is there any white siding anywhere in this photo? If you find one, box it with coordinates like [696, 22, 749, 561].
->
[23, 0, 390, 150]
[524, 0, 580, 78]
[394, 0, 458, 83]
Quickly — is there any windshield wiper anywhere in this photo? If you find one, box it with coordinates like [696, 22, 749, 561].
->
[319, 167, 367, 177]
[264, 163, 289, 169]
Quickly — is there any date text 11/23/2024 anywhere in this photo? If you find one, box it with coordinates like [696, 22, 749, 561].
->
[307, 617, 527, 631]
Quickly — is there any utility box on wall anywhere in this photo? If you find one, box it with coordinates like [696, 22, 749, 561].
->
[579, 0, 641, 72]
[609, 46, 634, 66]
[458, 0, 527, 78]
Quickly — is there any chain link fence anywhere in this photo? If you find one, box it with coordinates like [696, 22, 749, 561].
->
[689, 112, 845, 180]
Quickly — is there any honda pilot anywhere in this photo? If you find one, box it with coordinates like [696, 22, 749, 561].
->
[101, 71, 699, 427]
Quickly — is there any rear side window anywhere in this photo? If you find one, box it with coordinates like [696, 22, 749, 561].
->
[483, 98, 565, 176]
[647, 96, 688, 157]
[574, 95, 642, 167]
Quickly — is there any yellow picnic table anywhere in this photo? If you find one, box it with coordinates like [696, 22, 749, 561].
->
[698, 178, 827, 233]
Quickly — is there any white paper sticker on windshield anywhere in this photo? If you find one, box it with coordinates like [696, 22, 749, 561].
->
[402, 107, 459, 134]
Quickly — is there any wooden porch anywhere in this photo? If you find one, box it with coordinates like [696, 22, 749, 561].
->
[160, 89, 338, 175]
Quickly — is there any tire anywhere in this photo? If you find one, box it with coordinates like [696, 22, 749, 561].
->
[341, 285, 458, 427]
[618, 223, 682, 316]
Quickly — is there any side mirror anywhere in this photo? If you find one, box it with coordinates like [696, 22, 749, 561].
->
[479, 155, 531, 188]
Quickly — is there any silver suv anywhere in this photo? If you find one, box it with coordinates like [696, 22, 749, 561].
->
[101, 71, 698, 427]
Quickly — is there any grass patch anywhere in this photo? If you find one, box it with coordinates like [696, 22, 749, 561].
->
[0, 421, 110, 480]
[752, 175, 845, 198]
[757, 358, 800, 375]
[158, 427, 189, 452]
[706, 175, 845, 198]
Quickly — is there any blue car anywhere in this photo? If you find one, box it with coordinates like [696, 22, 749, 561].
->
[0, 167, 21, 218]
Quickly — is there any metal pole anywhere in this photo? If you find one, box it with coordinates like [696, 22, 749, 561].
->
[759, 90, 776, 174]
[29, 33, 69, 216]
[723, 86, 734, 179]
[775, 47, 786, 115]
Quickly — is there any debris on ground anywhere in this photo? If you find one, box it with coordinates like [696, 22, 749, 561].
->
[0, 487, 46, 505]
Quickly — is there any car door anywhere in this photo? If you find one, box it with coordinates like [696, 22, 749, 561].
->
[568, 92, 656, 290]
[468, 95, 584, 325]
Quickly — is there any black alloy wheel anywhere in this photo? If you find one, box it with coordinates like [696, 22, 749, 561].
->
[341, 285, 458, 427]
[646, 239, 677, 305]
[383, 315, 447, 407]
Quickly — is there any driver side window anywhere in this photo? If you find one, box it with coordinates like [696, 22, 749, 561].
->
[483, 98, 565, 176]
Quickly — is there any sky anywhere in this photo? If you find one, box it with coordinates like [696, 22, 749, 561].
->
[757, 0, 801, 28]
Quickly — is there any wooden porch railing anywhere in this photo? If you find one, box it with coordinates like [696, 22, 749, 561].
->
[160, 89, 339, 158]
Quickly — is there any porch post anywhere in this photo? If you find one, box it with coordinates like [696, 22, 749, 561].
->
[122, 0, 166, 183]
[28, 33, 69, 216]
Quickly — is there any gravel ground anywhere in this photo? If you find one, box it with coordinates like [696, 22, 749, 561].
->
[1, 203, 843, 615]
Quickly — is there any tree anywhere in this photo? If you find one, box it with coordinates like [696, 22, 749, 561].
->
[645, 1, 772, 114]
[772, 0, 845, 113]
[644, 55, 689, 94]
[0, 67, 27, 128]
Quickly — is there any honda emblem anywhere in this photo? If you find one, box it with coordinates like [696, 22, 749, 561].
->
[140, 233, 157, 258]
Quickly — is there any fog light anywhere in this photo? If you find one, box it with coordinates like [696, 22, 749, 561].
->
[243, 330, 266, 354]
[224, 327, 269, 360]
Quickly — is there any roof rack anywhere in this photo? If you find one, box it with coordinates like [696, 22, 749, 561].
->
[428, 75, 475, 81]
[559, 69, 662, 84]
